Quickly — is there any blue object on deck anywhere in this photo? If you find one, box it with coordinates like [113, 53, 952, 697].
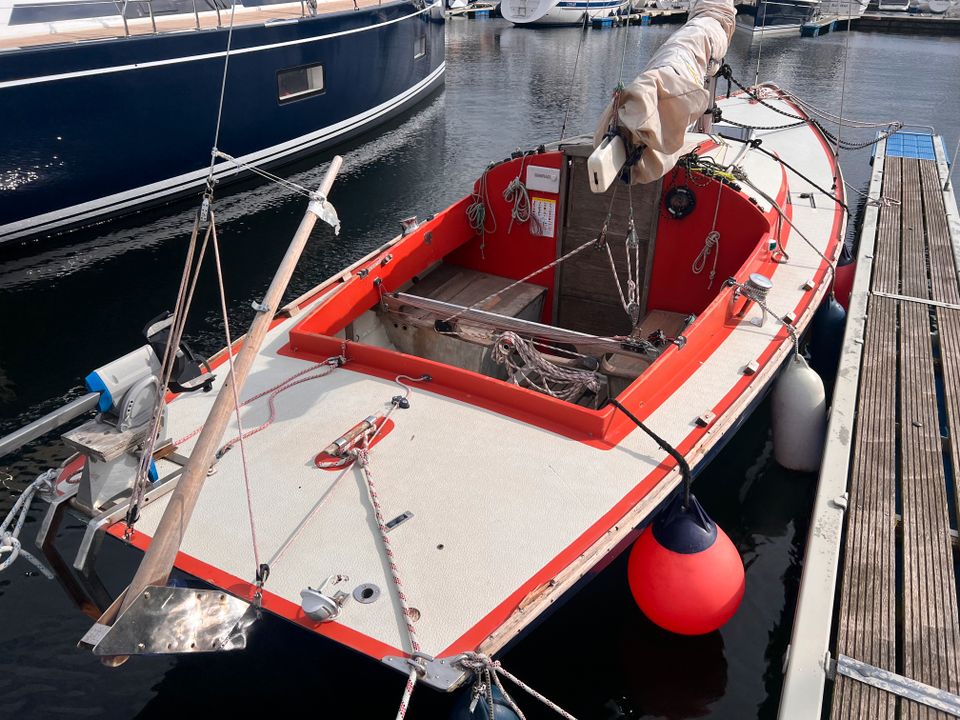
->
[473, 8, 490, 16]
[593, 15, 614, 25]
[885, 132, 937, 160]
[641, 14, 651, 24]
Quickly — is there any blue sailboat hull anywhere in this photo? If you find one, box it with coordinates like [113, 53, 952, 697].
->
[0, 0, 445, 243]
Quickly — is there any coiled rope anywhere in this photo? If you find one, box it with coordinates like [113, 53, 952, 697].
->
[491, 332, 600, 402]
[0, 469, 55, 577]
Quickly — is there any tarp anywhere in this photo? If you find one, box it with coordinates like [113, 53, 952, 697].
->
[594, 0, 736, 184]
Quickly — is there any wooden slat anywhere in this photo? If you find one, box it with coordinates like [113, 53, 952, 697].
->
[920, 160, 960, 304]
[830, 295, 898, 720]
[899, 298, 959, 720]
[832, 151, 960, 720]
[872, 157, 902, 295]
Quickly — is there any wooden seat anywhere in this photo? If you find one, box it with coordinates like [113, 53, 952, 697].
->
[382, 264, 548, 375]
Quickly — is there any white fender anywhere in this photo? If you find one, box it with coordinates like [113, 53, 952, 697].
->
[771, 355, 826, 473]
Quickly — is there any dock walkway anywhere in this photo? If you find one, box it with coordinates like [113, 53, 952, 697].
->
[779, 134, 960, 718]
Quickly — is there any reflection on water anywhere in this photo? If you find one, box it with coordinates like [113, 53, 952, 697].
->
[0, 19, 958, 720]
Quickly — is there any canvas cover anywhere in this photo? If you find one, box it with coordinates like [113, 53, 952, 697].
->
[594, 0, 736, 184]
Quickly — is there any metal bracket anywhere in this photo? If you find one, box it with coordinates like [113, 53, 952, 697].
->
[251, 300, 271, 313]
[835, 654, 960, 716]
[86, 585, 257, 656]
[381, 652, 470, 692]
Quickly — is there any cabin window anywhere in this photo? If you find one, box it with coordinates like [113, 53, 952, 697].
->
[414, 36, 426, 59]
[277, 63, 325, 103]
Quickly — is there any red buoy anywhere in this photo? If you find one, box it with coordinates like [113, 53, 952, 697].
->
[627, 494, 744, 635]
[833, 261, 856, 312]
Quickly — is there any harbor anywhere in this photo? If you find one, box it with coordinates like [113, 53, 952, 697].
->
[1, 3, 960, 720]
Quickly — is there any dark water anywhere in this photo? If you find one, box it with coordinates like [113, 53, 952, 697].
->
[2, 19, 959, 719]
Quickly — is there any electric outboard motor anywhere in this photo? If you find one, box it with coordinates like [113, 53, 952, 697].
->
[144, 312, 215, 394]
[65, 346, 168, 513]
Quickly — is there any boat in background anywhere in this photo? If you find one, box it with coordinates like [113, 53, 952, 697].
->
[735, 0, 820, 35]
[817, 0, 868, 20]
[500, 0, 630, 26]
[0, 0, 445, 245]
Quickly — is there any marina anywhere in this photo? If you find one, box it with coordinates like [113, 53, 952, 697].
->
[1, 4, 960, 720]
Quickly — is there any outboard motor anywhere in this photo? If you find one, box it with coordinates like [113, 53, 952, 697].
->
[143, 312, 215, 394]
[65, 317, 214, 514]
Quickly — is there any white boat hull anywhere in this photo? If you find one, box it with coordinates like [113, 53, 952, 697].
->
[500, 0, 630, 25]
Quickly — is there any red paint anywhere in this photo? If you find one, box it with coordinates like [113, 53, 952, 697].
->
[314, 417, 395, 470]
[834, 261, 856, 312]
[627, 522, 745, 636]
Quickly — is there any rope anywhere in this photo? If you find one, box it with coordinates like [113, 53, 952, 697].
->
[467, 168, 497, 257]
[214, 151, 316, 199]
[558, 8, 591, 142]
[457, 652, 579, 720]
[0, 470, 55, 578]
[692, 179, 724, 288]
[491, 331, 600, 402]
[503, 176, 537, 235]
[728, 278, 799, 356]
[125, 205, 212, 538]
[207, 0, 239, 185]
[210, 210, 264, 601]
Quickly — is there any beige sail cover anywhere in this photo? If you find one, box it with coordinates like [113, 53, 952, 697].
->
[594, 0, 736, 184]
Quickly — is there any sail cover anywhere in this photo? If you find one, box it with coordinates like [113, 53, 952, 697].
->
[594, 0, 736, 184]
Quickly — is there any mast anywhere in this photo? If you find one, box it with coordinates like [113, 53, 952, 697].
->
[102, 157, 343, 642]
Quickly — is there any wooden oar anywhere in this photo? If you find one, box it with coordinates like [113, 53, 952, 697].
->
[97, 156, 343, 661]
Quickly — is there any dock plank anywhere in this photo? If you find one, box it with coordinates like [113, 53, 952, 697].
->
[872, 158, 901, 295]
[829, 153, 960, 720]
[829, 294, 898, 720]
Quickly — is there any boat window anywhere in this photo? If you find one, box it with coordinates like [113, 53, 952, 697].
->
[277, 63, 325, 103]
[414, 36, 426, 59]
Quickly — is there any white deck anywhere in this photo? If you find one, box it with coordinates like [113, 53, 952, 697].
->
[129, 92, 844, 666]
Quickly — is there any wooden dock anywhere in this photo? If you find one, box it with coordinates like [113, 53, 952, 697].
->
[779, 135, 960, 719]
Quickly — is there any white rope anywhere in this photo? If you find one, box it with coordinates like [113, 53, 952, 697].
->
[491, 331, 600, 402]
[209, 211, 264, 599]
[503, 176, 536, 235]
[457, 652, 579, 720]
[692, 179, 724, 287]
[0, 469, 55, 578]
[214, 150, 316, 199]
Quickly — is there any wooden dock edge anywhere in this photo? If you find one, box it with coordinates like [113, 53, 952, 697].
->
[776, 139, 888, 720]
[778, 134, 960, 719]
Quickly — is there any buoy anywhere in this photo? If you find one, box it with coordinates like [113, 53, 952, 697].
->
[833, 261, 856, 312]
[627, 493, 745, 636]
[808, 294, 846, 379]
[771, 354, 826, 472]
[450, 684, 520, 720]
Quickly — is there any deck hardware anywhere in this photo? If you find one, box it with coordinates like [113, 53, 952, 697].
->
[357, 268, 370, 279]
[353, 583, 381, 604]
[324, 416, 378, 457]
[835, 654, 960, 716]
[743, 360, 760, 376]
[392, 395, 410, 409]
[783, 311, 797, 325]
[85, 585, 256, 655]
[251, 300, 270, 314]
[385, 511, 414, 531]
[301, 575, 350, 622]
[802, 279, 816, 291]
[400, 216, 419, 236]
[695, 412, 716, 428]
[381, 254, 394, 267]
[831, 493, 849, 511]
[381, 653, 470, 691]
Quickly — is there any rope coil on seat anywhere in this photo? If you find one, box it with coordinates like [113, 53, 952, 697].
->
[491, 332, 600, 402]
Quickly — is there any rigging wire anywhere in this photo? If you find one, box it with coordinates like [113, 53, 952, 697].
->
[207, 0, 239, 186]
[558, 9, 592, 142]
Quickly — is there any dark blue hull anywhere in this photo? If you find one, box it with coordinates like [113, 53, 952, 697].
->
[0, 1, 445, 243]
[735, 0, 818, 35]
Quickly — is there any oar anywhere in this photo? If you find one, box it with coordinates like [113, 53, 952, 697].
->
[95, 156, 343, 662]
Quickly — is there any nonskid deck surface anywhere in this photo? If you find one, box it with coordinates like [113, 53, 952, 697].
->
[125, 93, 843, 663]
[0, 0, 385, 51]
